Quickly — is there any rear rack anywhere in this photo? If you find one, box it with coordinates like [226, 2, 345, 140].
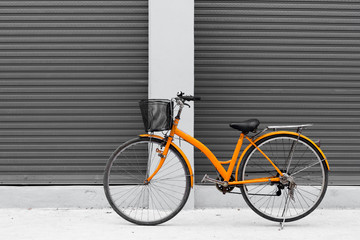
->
[267, 124, 313, 130]
[251, 124, 313, 140]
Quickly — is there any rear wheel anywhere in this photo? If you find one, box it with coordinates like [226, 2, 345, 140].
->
[239, 133, 328, 222]
[104, 137, 191, 225]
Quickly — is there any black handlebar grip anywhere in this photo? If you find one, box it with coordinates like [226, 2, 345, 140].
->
[182, 95, 201, 101]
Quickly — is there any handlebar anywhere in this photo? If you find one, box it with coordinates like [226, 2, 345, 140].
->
[176, 91, 201, 102]
[173, 91, 201, 119]
[181, 95, 201, 101]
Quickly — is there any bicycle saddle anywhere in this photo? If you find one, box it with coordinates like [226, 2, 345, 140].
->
[230, 119, 260, 134]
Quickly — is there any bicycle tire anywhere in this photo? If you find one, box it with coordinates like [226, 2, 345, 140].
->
[104, 136, 191, 225]
[239, 133, 328, 222]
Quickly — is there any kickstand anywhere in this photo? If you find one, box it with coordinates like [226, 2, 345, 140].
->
[279, 191, 291, 231]
[279, 219, 285, 230]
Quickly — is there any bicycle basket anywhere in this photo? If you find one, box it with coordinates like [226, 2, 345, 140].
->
[139, 99, 173, 132]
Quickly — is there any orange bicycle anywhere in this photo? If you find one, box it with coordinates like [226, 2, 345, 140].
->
[103, 92, 329, 226]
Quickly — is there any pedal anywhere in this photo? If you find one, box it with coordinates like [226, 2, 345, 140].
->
[201, 174, 228, 187]
[201, 174, 208, 183]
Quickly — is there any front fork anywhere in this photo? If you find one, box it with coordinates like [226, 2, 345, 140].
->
[145, 118, 179, 183]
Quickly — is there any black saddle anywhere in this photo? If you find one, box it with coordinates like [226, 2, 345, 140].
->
[230, 119, 260, 134]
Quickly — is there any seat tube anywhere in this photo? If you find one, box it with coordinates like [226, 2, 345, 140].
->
[225, 133, 244, 181]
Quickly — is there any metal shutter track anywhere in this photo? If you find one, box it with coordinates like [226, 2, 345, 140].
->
[195, 0, 360, 185]
[0, 0, 148, 184]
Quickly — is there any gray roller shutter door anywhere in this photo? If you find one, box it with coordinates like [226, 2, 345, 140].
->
[195, 0, 360, 185]
[0, 0, 148, 184]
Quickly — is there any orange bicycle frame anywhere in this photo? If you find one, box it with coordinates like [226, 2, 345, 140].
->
[144, 118, 284, 186]
[143, 102, 330, 186]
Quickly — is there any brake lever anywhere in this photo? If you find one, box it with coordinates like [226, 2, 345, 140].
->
[184, 103, 190, 108]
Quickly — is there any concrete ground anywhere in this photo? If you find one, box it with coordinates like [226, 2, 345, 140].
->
[1, 208, 359, 240]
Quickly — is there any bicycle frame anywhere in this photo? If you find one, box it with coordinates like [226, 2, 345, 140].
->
[142, 110, 330, 187]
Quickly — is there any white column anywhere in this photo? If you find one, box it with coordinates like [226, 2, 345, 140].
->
[149, 0, 195, 209]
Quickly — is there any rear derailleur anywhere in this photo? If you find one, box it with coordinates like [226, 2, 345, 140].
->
[279, 173, 297, 201]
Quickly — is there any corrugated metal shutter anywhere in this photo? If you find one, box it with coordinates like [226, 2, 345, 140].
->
[0, 0, 148, 184]
[194, 0, 360, 185]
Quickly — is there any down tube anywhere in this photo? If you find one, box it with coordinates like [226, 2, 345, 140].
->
[174, 128, 228, 177]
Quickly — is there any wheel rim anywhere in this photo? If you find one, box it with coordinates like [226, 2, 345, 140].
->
[105, 140, 189, 224]
[241, 136, 326, 221]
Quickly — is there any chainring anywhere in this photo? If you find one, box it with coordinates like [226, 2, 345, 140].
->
[215, 175, 235, 194]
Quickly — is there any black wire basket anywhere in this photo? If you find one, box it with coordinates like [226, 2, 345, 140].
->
[139, 99, 173, 132]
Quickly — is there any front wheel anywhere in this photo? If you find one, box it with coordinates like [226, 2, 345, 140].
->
[239, 133, 328, 222]
[104, 137, 191, 225]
